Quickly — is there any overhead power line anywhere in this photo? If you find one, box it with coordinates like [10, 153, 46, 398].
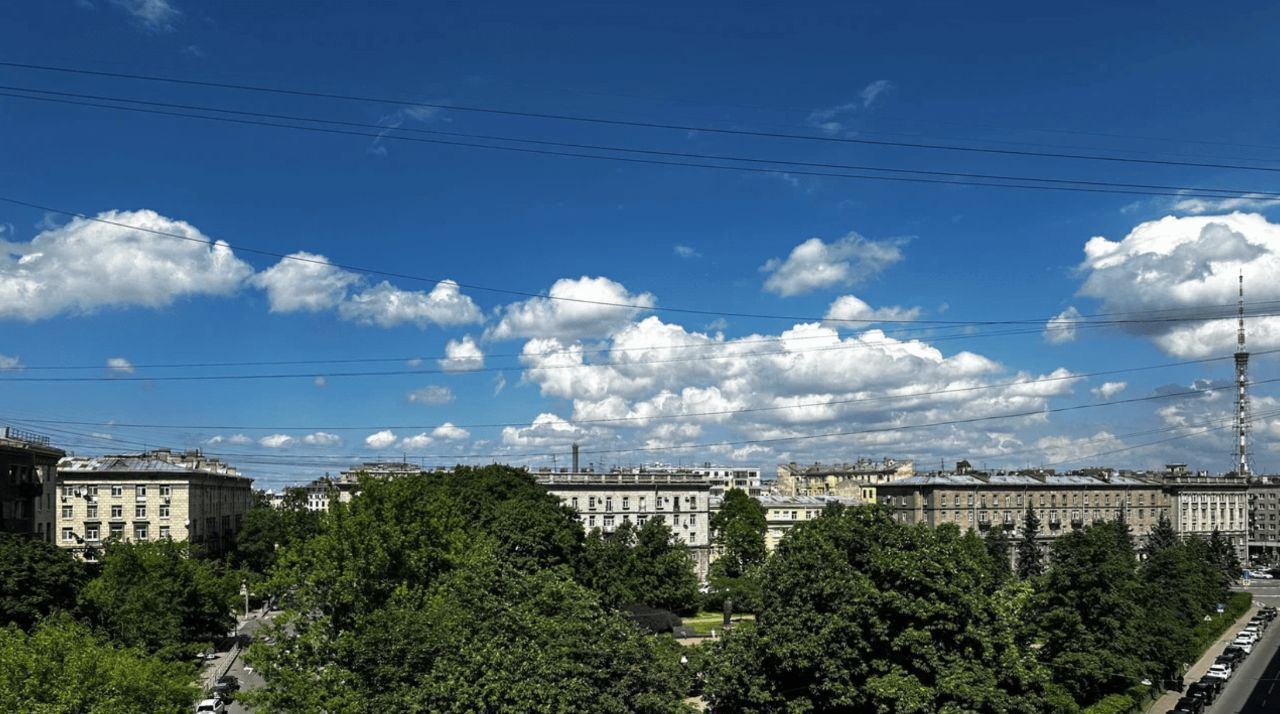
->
[5, 196, 1280, 337]
[4, 60, 1280, 174]
[4, 349, 1269, 431]
[8, 374, 1272, 463]
[5, 85, 1280, 201]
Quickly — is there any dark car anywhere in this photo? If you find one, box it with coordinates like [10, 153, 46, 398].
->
[1223, 645, 1247, 663]
[1186, 680, 1217, 705]
[1196, 675, 1224, 696]
[1172, 696, 1205, 714]
[212, 675, 239, 700]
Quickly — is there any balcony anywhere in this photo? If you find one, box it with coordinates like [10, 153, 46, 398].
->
[1071, 516, 1084, 528]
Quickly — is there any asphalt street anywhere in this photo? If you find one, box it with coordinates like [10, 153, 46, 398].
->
[200, 607, 274, 714]
[1208, 580, 1280, 713]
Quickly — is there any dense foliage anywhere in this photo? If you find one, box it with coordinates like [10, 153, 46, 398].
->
[579, 517, 701, 614]
[78, 539, 238, 659]
[0, 533, 85, 630]
[702, 505, 1072, 713]
[230, 489, 323, 575]
[705, 488, 767, 612]
[247, 466, 696, 713]
[0, 615, 197, 713]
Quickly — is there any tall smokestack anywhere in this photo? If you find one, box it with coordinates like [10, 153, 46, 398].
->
[572, 443, 580, 473]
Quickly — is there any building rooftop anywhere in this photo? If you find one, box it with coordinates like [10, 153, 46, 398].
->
[59, 449, 246, 479]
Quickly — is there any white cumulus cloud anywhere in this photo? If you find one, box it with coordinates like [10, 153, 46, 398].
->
[1075, 212, 1280, 358]
[438, 336, 484, 372]
[338, 280, 483, 328]
[399, 432, 434, 450]
[0, 354, 19, 370]
[301, 432, 342, 446]
[259, 434, 295, 449]
[365, 430, 397, 449]
[0, 210, 252, 320]
[432, 422, 470, 440]
[824, 295, 920, 326]
[1044, 306, 1082, 344]
[487, 276, 656, 340]
[252, 252, 361, 313]
[206, 434, 252, 446]
[1091, 381, 1127, 400]
[761, 233, 905, 297]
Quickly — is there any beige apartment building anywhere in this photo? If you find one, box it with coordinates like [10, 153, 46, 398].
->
[0, 427, 64, 542]
[774, 459, 913, 502]
[1250, 477, 1280, 563]
[536, 470, 713, 577]
[57, 449, 254, 557]
[1162, 470, 1249, 561]
[878, 471, 1169, 549]
[753, 494, 861, 551]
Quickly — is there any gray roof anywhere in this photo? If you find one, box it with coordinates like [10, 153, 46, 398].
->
[886, 473, 1157, 488]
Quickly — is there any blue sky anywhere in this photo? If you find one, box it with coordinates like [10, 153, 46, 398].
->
[3, 1, 1280, 488]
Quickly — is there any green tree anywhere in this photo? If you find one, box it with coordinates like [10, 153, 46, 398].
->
[702, 504, 1068, 713]
[1207, 528, 1241, 583]
[1036, 522, 1144, 706]
[578, 518, 699, 614]
[231, 489, 321, 575]
[249, 467, 695, 713]
[1145, 513, 1178, 557]
[984, 525, 1014, 587]
[1016, 506, 1044, 579]
[0, 533, 85, 630]
[78, 540, 237, 658]
[706, 489, 768, 612]
[0, 614, 197, 713]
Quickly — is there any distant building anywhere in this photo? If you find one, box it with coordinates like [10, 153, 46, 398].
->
[297, 462, 434, 512]
[753, 494, 861, 552]
[774, 459, 913, 502]
[1160, 466, 1249, 562]
[878, 471, 1168, 553]
[0, 427, 65, 542]
[1250, 477, 1280, 563]
[536, 471, 713, 578]
[611, 462, 764, 497]
[57, 449, 254, 557]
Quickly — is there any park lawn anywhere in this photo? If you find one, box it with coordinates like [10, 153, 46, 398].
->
[683, 611, 755, 636]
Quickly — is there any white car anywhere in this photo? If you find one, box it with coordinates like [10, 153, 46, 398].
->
[1207, 662, 1232, 679]
[1231, 638, 1254, 654]
[1237, 630, 1258, 644]
[195, 699, 226, 714]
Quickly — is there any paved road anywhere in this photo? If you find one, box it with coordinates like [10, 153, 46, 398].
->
[1205, 580, 1280, 713]
[199, 607, 275, 713]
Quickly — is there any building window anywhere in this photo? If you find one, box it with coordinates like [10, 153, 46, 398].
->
[85, 525, 99, 541]
[62, 486, 74, 497]
[587, 515, 596, 528]
[159, 485, 171, 497]
[603, 515, 615, 529]
[111, 485, 123, 497]
[159, 504, 170, 519]
[110, 505, 123, 519]
[61, 528, 74, 542]
[61, 505, 72, 519]
[135, 504, 146, 519]
[86, 486, 98, 497]
[86, 504, 97, 519]
[587, 497, 596, 510]
[605, 497, 613, 512]
[571, 497, 579, 509]
[109, 523, 123, 540]
[133, 524, 148, 541]
[159, 526, 170, 539]
[136, 485, 146, 497]
[639, 497, 647, 511]
[622, 496, 630, 510]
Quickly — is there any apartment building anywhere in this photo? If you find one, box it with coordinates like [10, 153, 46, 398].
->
[1162, 470, 1249, 562]
[878, 471, 1169, 549]
[1250, 477, 1280, 563]
[57, 449, 254, 556]
[610, 463, 765, 497]
[536, 471, 713, 577]
[0, 427, 65, 542]
[773, 458, 913, 502]
[754, 494, 861, 552]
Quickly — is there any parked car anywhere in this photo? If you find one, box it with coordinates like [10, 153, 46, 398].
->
[1236, 630, 1258, 644]
[1196, 676, 1224, 697]
[195, 699, 225, 714]
[1172, 695, 1205, 714]
[1223, 645, 1247, 663]
[212, 674, 239, 701]
[1207, 661, 1233, 680]
[1231, 638, 1254, 654]
[1187, 678, 1218, 704]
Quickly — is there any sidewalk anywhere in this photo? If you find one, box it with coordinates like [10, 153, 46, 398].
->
[1145, 605, 1257, 712]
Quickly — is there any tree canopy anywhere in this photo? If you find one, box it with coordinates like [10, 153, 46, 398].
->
[0, 533, 85, 630]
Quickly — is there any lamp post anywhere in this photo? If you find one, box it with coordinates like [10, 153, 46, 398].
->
[240, 578, 249, 619]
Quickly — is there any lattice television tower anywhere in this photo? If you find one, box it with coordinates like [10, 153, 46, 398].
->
[1235, 272, 1252, 477]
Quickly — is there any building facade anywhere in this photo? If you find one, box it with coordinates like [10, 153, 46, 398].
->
[1250, 477, 1280, 563]
[1162, 471, 1249, 562]
[0, 427, 65, 542]
[57, 449, 254, 556]
[610, 463, 764, 497]
[879, 472, 1169, 550]
[774, 459, 913, 502]
[536, 471, 713, 577]
[754, 494, 861, 552]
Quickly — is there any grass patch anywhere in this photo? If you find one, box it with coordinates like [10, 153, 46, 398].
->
[682, 611, 755, 636]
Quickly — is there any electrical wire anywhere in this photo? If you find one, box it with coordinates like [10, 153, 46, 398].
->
[4, 60, 1280, 174]
[4, 85, 1280, 201]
